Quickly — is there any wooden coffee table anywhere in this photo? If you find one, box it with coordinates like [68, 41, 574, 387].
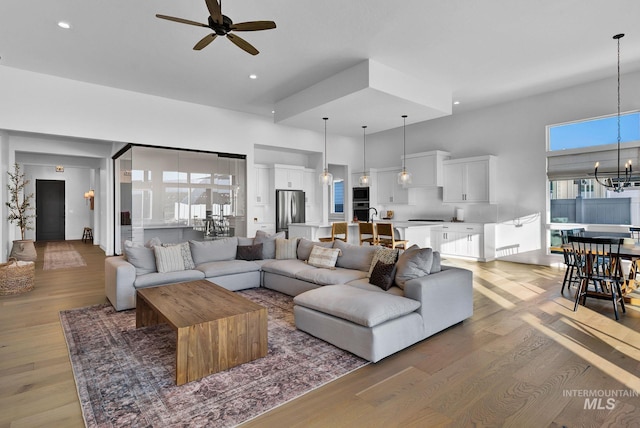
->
[136, 280, 268, 385]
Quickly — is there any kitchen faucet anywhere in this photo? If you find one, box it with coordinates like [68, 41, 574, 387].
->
[368, 207, 378, 223]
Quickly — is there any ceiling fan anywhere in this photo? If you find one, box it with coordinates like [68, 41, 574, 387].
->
[156, 0, 276, 55]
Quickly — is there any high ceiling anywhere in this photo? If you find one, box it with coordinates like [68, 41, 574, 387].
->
[2, 0, 640, 136]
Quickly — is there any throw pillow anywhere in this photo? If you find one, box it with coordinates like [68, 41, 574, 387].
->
[333, 239, 378, 272]
[307, 246, 341, 269]
[296, 238, 333, 261]
[145, 236, 162, 248]
[431, 251, 442, 273]
[367, 247, 399, 278]
[123, 241, 157, 275]
[237, 237, 254, 246]
[369, 260, 397, 291]
[163, 242, 195, 269]
[276, 237, 299, 260]
[236, 243, 264, 261]
[255, 230, 285, 259]
[154, 244, 186, 273]
[394, 245, 434, 289]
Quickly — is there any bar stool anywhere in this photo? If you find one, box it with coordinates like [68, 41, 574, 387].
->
[376, 223, 408, 250]
[319, 222, 348, 243]
[358, 222, 377, 246]
[82, 227, 93, 243]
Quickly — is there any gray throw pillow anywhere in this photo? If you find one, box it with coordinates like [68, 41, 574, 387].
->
[255, 230, 285, 259]
[431, 251, 442, 273]
[394, 245, 434, 289]
[123, 244, 157, 275]
[297, 238, 333, 261]
[333, 239, 377, 272]
[189, 237, 239, 265]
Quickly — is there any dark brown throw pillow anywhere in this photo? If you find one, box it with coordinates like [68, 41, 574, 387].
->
[236, 243, 263, 261]
[369, 260, 396, 291]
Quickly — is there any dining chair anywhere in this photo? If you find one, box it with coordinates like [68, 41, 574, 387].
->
[559, 228, 585, 293]
[629, 227, 640, 243]
[358, 222, 377, 246]
[375, 223, 408, 250]
[568, 236, 626, 320]
[319, 222, 348, 243]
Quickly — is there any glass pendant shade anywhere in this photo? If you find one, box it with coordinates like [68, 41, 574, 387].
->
[359, 125, 370, 187]
[397, 168, 412, 185]
[319, 168, 334, 186]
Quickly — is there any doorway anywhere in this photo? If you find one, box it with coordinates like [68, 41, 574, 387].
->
[36, 180, 65, 241]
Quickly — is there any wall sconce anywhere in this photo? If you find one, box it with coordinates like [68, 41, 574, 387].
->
[84, 189, 95, 210]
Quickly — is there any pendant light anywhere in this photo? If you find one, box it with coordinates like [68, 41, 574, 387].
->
[359, 125, 370, 186]
[594, 33, 632, 192]
[319, 117, 334, 186]
[397, 115, 412, 185]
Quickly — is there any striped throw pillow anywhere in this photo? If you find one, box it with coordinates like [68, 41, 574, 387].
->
[307, 245, 341, 269]
[154, 244, 185, 273]
[276, 238, 299, 260]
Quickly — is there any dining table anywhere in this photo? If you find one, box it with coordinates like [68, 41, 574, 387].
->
[562, 239, 640, 306]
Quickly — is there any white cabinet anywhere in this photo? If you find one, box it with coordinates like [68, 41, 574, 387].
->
[402, 150, 450, 187]
[303, 169, 318, 222]
[435, 223, 495, 261]
[273, 164, 304, 190]
[376, 168, 415, 205]
[254, 222, 276, 235]
[254, 165, 272, 205]
[443, 155, 496, 203]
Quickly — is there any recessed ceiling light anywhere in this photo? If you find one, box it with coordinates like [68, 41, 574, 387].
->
[57, 21, 71, 29]
[453, 101, 460, 105]
[249, 74, 257, 79]
[271, 110, 275, 114]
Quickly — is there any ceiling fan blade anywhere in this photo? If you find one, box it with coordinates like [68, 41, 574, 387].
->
[231, 21, 277, 31]
[156, 14, 208, 28]
[193, 33, 217, 50]
[205, 0, 223, 24]
[227, 33, 259, 55]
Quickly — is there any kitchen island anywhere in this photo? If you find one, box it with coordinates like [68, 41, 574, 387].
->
[288, 221, 444, 248]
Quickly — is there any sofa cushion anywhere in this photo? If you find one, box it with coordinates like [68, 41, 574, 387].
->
[296, 238, 333, 261]
[123, 243, 157, 275]
[154, 244, 185, 273]
[294, 285, 421, 328]
[295, 267, 367, 286]
[133, 269, 205, 289]
[255, 230, 285, 259]
[367, 247, 399, 278]
[261, 259, 312, 277]
[394, 245, 434, 289]
[431, 251, 442, 273]
[196, 260, 261, 277]
[369, 260, 396, 291]
[189, 237, 238, 265]
[237, 237, 254, 246]
[333, 239, 377, 272]
[276, 237, 299, 260]
[307, 246, 341, 269]
[346, 278, 405, 296]
[236, 243, 263, 261]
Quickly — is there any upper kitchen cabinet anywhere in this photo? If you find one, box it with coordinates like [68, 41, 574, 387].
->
[273, 164, 304, 190]
[402, 150, 451, 188]
[254, 164, 272, 206]
[376, 168, 416, 205]
[443, 155, 497, 204]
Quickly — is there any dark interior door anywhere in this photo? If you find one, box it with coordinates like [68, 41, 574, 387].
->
[36, 180, 65, 241]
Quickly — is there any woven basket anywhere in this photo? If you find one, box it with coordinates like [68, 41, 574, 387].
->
[0, 258, 35, 295]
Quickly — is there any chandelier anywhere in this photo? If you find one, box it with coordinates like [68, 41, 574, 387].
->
[594, 33, 631, 192]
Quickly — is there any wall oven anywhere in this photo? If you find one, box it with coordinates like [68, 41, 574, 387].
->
[352, 187, 370, 221]
[353, 187, 370, 202]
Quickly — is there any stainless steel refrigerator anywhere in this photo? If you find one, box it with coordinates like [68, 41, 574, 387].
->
[276, 190, 305, 236]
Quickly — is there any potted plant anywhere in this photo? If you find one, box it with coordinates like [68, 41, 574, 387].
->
[6, 163, 37, 261]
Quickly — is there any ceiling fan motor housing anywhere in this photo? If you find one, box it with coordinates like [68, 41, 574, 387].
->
[208, 15, 233, 35]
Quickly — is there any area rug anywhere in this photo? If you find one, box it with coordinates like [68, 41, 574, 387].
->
[60, 288, 368, 427]
[43, 241, 86, 270]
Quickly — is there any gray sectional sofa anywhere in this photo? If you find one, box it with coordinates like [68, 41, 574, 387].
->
[105, 231, 473, 362]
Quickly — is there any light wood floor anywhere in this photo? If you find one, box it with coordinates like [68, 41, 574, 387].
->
[1, 242, 639, 427]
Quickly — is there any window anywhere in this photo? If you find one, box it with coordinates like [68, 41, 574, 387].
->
[549, 111, 640, 151]
[332, 180, 344, 213]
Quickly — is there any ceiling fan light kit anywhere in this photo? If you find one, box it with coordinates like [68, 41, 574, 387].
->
[156, 0, 276, 55]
